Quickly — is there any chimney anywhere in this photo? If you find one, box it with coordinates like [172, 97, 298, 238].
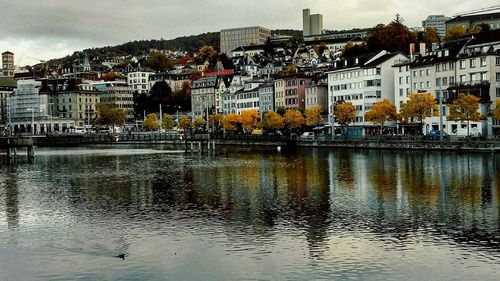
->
[431, 43, 438, 52]
[419, 43, 426, 55]
[409, 43, 415, 62]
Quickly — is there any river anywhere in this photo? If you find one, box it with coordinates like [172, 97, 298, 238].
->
[0, 146, 499, 280]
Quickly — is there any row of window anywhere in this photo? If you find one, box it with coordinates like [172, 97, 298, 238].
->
[237, 101, 259, 109]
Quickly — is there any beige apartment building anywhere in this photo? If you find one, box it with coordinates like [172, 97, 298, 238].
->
[220, 26, 271, 56]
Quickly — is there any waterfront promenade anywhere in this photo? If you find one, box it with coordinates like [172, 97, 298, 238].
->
[25, 133, 500, 152]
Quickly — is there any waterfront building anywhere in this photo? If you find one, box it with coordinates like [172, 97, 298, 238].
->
[127, 68, 155, 95]
[191, 76, 230, 119]
[220, 26, 271, 56]
[327, 51, 408, 135]
[40, 78, 101, 129]
[0, 77, 16, 129]
[305, 75, 328, 110]
[274, 78, 285, 109]
[422, 15, 451, 38]
[6, 79, 53, 134]
[446, 11, 500, 33]
[236, 81, 261, 115]
[222, 75, 251, 115]
[92, 81, 134, 120]
[303, 9, 323, 37]
[283, 75, 312, 109]
[392, 30, 500, 136]
[258, 82, 275, 113]
[2, 51, 14, 78]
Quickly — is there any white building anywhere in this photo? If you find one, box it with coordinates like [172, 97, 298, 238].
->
[191, 76, 229, 119]
[236, 81, 261, 114]
[422, 15, 451, 38]
[127, 69, 155, 95]
[327, 51, 408, 135]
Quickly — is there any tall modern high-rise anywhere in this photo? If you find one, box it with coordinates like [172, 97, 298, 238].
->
[2, 51, 14, 78]
[303, 9, 324, 37]
[422, 15, 451, 38]
[220, 26, 271, 56]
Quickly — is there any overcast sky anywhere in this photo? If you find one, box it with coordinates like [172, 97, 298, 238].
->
[1, 0, 498, 66]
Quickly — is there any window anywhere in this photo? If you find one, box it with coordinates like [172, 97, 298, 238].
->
[442, 63, 447, 71]
[436, 78, 441, 87]
[436, 64, 441, 72]
[497, 88, 500, 97]
[481, 73, 487, 81]
[470, 59, 476, 68]
[443, 77, 448, 86]
[399, 77, 403, 85]
[426, 69, 430, 76]
[460, 60, 466, 69]
[460, 75, 466, 83]
[480, 57, 487, 67]
[419, 70, 424, 77]
[450, 62, 455, 70]
[426, 81, 431, 88]
[497, 73, 500, 82]
[399, 88, 403, 97]
[496, 57, 500, 66]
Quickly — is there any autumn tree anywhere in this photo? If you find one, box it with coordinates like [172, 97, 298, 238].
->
[193, 117, 207, 130]
[144, 52, 174, 72]
[178, 115, 192, 132]
[365, 15, 418, 54]
[364, 99, 398, 134]
[284, 109, 305, 131]
[144, 113, 159, 130]
[162, 114, 175, 130]
[208, 114, 223, 131]
[334, 101, 356, 130]
[421, 27, 440, 49]
[447, 93, 481, 136]
[241, 110, 260, 132]
[493, 100, 500, 121]
[262, 111, 284, 132]
[195, 46, 217, 64]
[305, 105, 324, 127]
[443, 25, 467, 42]
[102, 71, 117, 81]
[95, 103, 127, 128]
[400, 93, 439, 134]
[222, 113, 242, 133]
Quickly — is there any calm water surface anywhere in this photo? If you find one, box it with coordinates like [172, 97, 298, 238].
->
[0, 146, 500, 280]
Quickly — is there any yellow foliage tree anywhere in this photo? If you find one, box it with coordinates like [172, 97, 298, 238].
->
[144, 113, 159, 130]
[364, 99, 398, 132]
[304, 105, 324, 126]
[178, 115, 192, 131]
[493, 100, 500, 121]
[447, 93, 481, 136]
[162, 114, 175, 130]
[208, 114, 223, 129]
[284, 109, 305, 130]
[334, 102, 356, 127]
[400, 93, 438, 132]
[263, 111, 284, 132]
[193, 117, 206, 130]
[222, 113, 242, 132]
[241, 110, 260, 131]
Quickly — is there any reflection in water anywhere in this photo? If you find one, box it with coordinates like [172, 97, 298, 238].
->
[0, 147, 500, 280]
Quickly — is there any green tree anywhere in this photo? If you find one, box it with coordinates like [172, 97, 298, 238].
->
[95, 103, 127, 128]
[144, 52, 174, 72]
[447, 93, 481, 136]
[443, 25, 467, 42]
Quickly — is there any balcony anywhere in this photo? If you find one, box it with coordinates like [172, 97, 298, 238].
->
[446, 80, 491, 104]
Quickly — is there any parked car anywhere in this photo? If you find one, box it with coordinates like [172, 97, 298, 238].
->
[428, 130, 448, 140]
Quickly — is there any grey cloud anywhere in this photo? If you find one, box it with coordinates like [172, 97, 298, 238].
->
[0, 0, 498, 63]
